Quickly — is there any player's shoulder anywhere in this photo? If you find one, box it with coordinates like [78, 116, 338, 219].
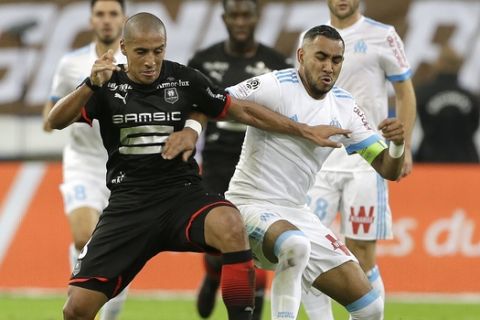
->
[329, 86, 355, 109]
[257, 43, 292, 67]
[360, 16, 395, 37]
[188, 42, 224, 62]
[272, 68, 299, 84]
[61, 44, 93, 63]
[257, 43, 286, 59]
[163, 59, 207, 82]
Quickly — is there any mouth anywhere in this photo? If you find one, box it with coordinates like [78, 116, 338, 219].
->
[320, 76, 333, 85]
[142, 70, 156, 78]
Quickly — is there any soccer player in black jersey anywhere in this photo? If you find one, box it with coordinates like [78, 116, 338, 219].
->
[48, 12, 348, 320]
[187, 0, 291, 318]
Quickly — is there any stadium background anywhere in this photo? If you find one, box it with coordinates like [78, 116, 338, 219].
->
[0, 0, 479, 302]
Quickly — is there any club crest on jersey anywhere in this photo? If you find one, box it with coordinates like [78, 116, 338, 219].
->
[164, 88, 179, 104]
[329, 118, 342, 128]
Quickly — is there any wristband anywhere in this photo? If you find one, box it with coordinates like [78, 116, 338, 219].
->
[184, 119, 203, 137]
[82, 77, 101, 91]
[388, 141, 405, 158]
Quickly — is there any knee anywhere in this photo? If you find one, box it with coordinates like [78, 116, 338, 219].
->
[276, 230, 311, 269]
[63, 302, 85, 320]
[208, 208, 248, 249]
[348, 290, 384, 320]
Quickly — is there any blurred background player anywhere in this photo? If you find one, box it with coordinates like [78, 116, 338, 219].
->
[415, 45, 480, 163]
[42, 1, 128, 319]
[187, 0, 291, 318]
[303, 0, 417, 319]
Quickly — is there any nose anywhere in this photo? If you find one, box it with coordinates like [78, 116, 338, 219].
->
[322, 60, 334, 74]
[144, 52, 156, 67]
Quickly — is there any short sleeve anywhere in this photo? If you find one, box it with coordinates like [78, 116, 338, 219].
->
[226, 72, 281, 113]
[49, 56, 77, 103]
[78, 89, 103, 126]
[380, 28, 413, 83]
[189, 69, 231, 119]
[344, 104, 383, 154]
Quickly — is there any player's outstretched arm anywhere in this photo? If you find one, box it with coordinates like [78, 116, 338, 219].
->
[370, 118, 405, 181]
[227, 96, 351, 148]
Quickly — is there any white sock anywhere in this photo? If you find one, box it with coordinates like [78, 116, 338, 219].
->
[347, 288, 384, 320]
[271, 230, 311, 320]
[301, 289, 334, 320]
[366, 265, 385, 301]
[100, 287, 128, 320]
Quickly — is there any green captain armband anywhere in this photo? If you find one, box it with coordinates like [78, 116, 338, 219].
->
[357, 140, 388, 164]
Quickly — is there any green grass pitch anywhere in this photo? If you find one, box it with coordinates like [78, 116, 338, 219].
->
[1, 294, 479, 319]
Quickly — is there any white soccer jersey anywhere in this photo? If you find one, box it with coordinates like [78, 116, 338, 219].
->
[225, 69, 382, 208]
[321, 16, 412, 172]
[49, 43, 126, 181]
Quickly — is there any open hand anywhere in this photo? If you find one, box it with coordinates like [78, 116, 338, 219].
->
[162, 128, 198, 161]
[91, 49, 121, 87]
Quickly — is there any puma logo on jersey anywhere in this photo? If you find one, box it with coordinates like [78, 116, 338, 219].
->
[114, 92, 128, 104]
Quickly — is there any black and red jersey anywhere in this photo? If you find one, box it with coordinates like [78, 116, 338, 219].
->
[81, 60, 229, 195]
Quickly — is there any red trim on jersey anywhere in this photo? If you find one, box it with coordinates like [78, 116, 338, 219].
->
[69, 276, 109, 284]
[185, 200, 235, 244]
[81, 107, 93, 126]
[215, 94, 231, 120]
[112, 276, 123, 297]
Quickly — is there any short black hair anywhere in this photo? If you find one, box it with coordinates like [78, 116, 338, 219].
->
[303, 25, 344, 47]
[90, 0, 125, 12]
[222, 0, 258, 11]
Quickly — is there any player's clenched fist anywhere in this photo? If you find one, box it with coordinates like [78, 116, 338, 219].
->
[91, 49, 120, 87]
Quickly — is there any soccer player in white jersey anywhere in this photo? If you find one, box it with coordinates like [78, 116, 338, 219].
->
[303, 1, 417, 319]
[42, 1, 128, 319]
[220, 25, 405, 320]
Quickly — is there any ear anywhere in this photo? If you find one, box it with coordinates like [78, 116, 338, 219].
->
[120, 39, 127, 56]
[297, 47, 304, 65]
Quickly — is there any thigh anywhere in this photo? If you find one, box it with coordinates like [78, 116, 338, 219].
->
[235, 204, 285, 271]
[60, 178, 110, 215]
[307, 171, 342, 226]
[165, 183, 237, 253]
[70, 206, 157, 299]
[287, 209, 357, 291]
[339, 171, 392, 240]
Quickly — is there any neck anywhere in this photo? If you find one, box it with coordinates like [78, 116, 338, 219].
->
[224, 39, 258, 58]
[95, 40, 121, 57]
[330, 12, 361, 29]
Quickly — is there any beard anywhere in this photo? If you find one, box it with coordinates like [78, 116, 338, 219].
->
[305, 70, 331, 98]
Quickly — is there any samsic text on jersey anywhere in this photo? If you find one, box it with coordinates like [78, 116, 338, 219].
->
[80, 61, 230, 192]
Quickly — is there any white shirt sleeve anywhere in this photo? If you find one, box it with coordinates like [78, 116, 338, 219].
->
[49, 56, 79, 101]
[226, 73, 283, 113]
[344, 104, 382, 154]
[380, 27, 412, 82]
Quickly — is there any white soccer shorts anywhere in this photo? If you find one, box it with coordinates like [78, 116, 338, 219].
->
[308, 170, 393, 240]
[236, 203, 357, 289]
[60, 178, 109, 215]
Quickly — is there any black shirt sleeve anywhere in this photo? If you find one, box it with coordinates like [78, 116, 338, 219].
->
[189, 67, 230, 119]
